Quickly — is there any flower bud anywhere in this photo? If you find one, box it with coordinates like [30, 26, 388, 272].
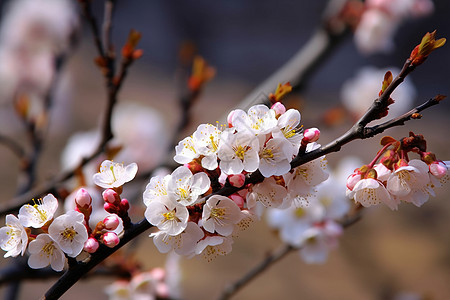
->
[103, 215, 120, 230]
[103, 189, 120, 204]
[120, 199, 130, 211]
[84, 237, 99, 253]
[104, 202, 115, 213]
[271, 102, 286, 116]
[75, 188, 92, 208]
[429, 161, 448, 179]
[346, 173, 361, 191]
[228, 174, 245, 188]
[227, 110, 236, 128]
[303, 128, 320, 143]
[103, 232, 120, 248]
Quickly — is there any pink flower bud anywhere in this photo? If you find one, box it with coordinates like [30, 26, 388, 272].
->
[103, 215, 120, 230]
[230, 193, 245, 209]
[84, 237, 99, 253]
[120, 199, 130, 211]
[271, 102, 286, 116]
[75, 188, 92, 208]
[346, 173, 361, 191]
[303, 128, 320, 143]
[104, 202, 115, 213]
[102, 189, 120, 204]
[103, 232, 120, 248]
[429, 161, 448, 179]
[228, 173, 245, 188]
[227, 110, 236, 127]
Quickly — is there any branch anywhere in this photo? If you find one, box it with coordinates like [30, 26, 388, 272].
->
[0, 134, 25, 159]
[43, 219, 153, 300]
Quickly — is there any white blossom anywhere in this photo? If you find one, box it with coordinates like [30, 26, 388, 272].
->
[93, 160, 138, 189]
[272, 109, 303, 158]
[202, 195, 242, 236]
[231, 105, 277, 135]
[150, 222, 204, 256]
[28, 233, 65, 272]
[143, 174, 171, 206]
[350, 178, 399, 210]
[258, 137, 292, 177]
[144, 198, 189, 236]
[247, 177, 288, 210]
[48, 210, 88, 257]
[192, 123, 221, 170]
[218, 129, 260, 174]
[0, 214, 28, 258]
[174, 136, 199, 165]
[195, 235, 233, 262]
[167, 166, 210, 206]
[18, 194, 58, 228]
[387, 159, 431, 207]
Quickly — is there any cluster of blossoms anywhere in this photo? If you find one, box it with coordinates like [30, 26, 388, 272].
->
[0, 160, 137, 271]
[267, 158, 361, 264]
[143, 84, 331, 260]
[346, 132, 449, 210]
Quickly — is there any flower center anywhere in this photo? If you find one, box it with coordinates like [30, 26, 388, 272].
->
[61, 227, 77, 242]
[209, 135, 218, 152]
[234, 146, 249, 160]
[109, 165, 117, 182]
[42, 241, 56, 257]
[211, 207, 226, 219]
[177, 187, 190, 200]
[261, 148, 274, 159]
[294, 207, 306, 218]
[163, 210, 180, 222]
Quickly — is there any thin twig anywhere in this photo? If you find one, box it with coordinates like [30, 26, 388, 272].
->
[0, 134, 25, 159]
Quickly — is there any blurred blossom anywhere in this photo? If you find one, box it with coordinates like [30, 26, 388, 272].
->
[341, 66, 416, 119]
[0, 0, 78, 103]
[355, 0, 434, 55]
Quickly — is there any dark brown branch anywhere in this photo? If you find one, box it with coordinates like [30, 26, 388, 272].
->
[0, 134, 25, 159]
[43, 219, 153, 300]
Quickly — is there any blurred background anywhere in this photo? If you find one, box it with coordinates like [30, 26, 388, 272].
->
[0, 0, 449, 299]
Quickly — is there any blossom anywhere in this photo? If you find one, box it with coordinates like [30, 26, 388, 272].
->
[202, 195, 242, 236]
[0, 214, 28, 258]
[104, 280, 131, 300]
[258, 137, 292, 177]
[129, 272, 157, 300]
[48, 210, 88, 257]
[192, 123, 222, 170]
[144, 198, 189, 236]
[272, 109, 303, 158]
[350, 178, 399, 210]
[174, 136, 199, 165]
[298, 221, 343, 264]
[387, 159, 431, 207]
[247, 177, 288, 210]
[218, 129, 260, 174]
[151, 222, 204, 256]
[93, 160, 138, 189]
[28, 234, 65, 272]
[231, 104, 277, 135]
[143, 174, 171, 206]
[195, 235, 233, 262]
[166, 166, 210, 206]
[18, 194, 58, 228]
